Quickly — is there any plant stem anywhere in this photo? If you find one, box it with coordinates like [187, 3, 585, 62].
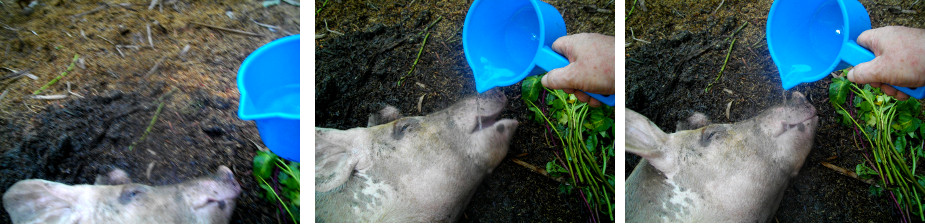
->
[257, 176, 296, 223]
[34, 54, 79, 95]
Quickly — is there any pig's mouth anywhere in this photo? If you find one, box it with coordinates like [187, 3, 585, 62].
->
[774, 114, 818, 138]
[194, 197, 235, 211]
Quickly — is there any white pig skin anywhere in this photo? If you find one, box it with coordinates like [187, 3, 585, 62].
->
[315, 91, 518, 222]
[3, 166, 241, 224]
[626, 92, 818, 222]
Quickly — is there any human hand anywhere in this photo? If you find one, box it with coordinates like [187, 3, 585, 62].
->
[541, 33, 615, 107]
[847, 26, 925, 100]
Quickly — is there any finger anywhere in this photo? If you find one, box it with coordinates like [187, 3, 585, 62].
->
[542, 68, 576, 90]
[551, 34, 578, 60]
[868, 82, 882, 88]
[846, 57, 887, 85]
[880, 85, 910, 100]
[881, 85, 900, 96]
[856, 27, 887, 54]
[573, 92, 591, 104]
[589, 98, 602, 107]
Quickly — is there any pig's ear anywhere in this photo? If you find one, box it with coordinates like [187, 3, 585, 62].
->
[625, 109, 668, 159]
[367, 105, 401, 127]
[315, 128, 367, 192]
[2, 180, 84, 223]
[94, 168, 131, 185]
[675, 111, 712, 131]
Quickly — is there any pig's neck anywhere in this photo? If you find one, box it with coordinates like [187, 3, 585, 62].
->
[315, 170, 398, 222]
[626, 159, 690, 222]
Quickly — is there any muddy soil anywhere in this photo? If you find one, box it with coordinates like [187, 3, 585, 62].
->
[0, 1, 298, 223]
[626, 0, 924, 222]
[315, 0, 614, 222]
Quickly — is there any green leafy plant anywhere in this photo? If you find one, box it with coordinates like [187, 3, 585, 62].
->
[253, 150, 300, 223]
[829, 76, 925, 222]
[521, 75, 615, 222]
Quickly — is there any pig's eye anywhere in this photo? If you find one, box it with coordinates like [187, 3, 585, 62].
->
[699, 126, 727, 147]
[391, 118, 420, 140]
[118, 187, 147, 205]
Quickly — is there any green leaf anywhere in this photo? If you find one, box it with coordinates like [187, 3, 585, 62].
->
[527, 106, 544, 123]
[829, 77, 850, 106]
[856, 163, 879, 179]
[585, 134, 598, 153]
[545, 92, 556, 106]
[554, 110, 568, 125]
[521, 75, 542, 103]
[289, 190, 301, 207]
[253, 151, 277, 179]
[859, 100, 873, 113]
[546, 161, 567, 177]
[583, 108, 614, 133]
[869, 184, 884, 197]
[835, 109, 853, 126]
[891, 111, 920, 135]
[894, 136, 907, 154]
[557, 184, 574, 195]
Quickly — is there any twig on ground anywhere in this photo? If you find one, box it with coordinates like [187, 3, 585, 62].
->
[112, 2, 136, 12]
[0, 68, 32, 81]
[510, 158, 566, 183]
[30, 94, 68, 100]
[417, 94, 425, 113]
[96, 35, 124, 57]
[178, 44, 191, 61]
[146, 55, 168, 76]
[399, 32, 431, 86]
[705, 38, 736, 92]
[711, 0, 724, 14]
[148, 0, 159, 10]
[146, 162, 155, 180]
[820, 161, 877, 185]
[0, 89, 8, 103]
[190, 22, 262, 37]
[252, 20, 280, 32]
[147, 23, 154, 48]
[66, 81, 83, 98]
[629, 28, 650, 44]
[34, 54, 79, 95]
[323, 19, 343, 36]
[71, 3, 109, 20]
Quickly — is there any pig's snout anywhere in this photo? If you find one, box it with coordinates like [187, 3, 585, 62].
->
[769, 92, 818, 138]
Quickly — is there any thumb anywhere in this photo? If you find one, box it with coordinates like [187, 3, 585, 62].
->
[541, 65, 576, 90]
[847, 57, 886, 85]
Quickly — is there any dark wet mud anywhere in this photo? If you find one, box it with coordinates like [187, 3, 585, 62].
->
[625, 0, 924, 222]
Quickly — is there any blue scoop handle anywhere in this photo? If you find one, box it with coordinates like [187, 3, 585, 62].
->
[536, 47, 616, 106]
[842, 41, 925, 99]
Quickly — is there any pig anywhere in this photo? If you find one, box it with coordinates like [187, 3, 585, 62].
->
[625, 91, 818, 222]
[3, 166, 241, 224]
[315, 91, 518, 222]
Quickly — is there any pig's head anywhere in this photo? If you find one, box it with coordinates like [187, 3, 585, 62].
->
[315, 91, 518, 222]
[626, 92, 817, 222]
[3, 166, 241, 224]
